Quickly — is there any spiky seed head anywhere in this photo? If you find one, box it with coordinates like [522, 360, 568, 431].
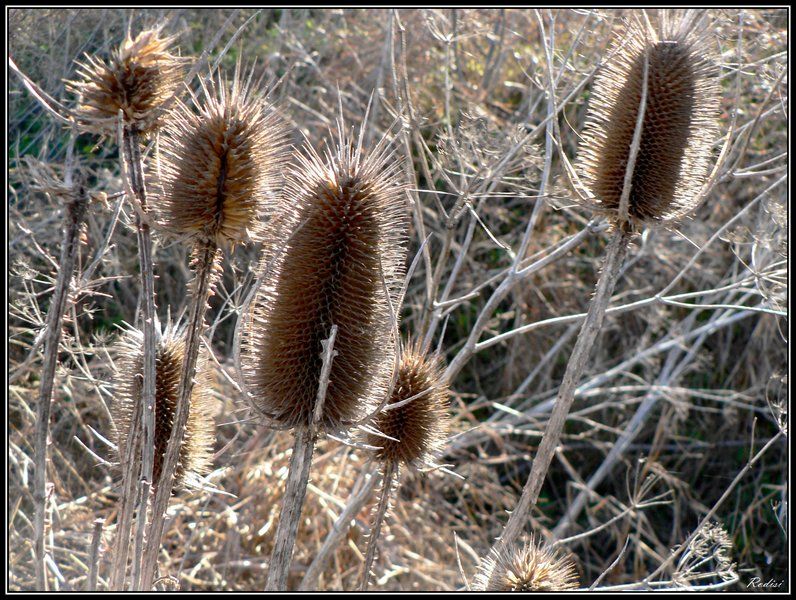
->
[367, 341, 450, 468]
[67, 25, 185, 135]
[474, 538, 579, 592]
[576, 11, 721, 227]
[242, 123, 408, 432]
[114, 324, 215, 490]
[152, 70, 291, 248]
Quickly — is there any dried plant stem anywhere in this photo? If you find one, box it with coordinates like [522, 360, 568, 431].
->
[492, 224, 633, 556]
[298, 469, 378, 591]
[32, 139, 88, 590]
[140, 240, 218, 590]
[109, 124, 158, 591]
[359, 461, 396, 591]
[87, 519, 104, 591]
[265, 325, 338, 591]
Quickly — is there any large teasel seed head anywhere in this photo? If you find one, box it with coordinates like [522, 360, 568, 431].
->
[367, 341, 450, 469]
[114, 324, 215, 490]
[67, 25, 185, 135]
[474, 538, 579, 592]
[152, 68, 291, 248]
[242, 123, 408, 432]
[576, 11, 721, 227]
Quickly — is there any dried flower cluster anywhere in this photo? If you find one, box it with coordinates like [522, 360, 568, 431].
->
[368, 342, 450, 469]
[153, 71, 291, 248]
[242, 126, 408, 432]
[114, 325, 215, 489]
[474, 538, 579, 592]
[67, 26, 185, 135]
[576, 12, 721, 226]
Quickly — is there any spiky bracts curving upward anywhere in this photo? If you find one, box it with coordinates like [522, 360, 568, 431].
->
[153, 70, 291, 248]
[474, 538, 579, 592]
[114, 325, 215, 490]
[367, 341, 450, 469]
[576, 11, 721, 227]
[242, 124, 409, 432]
[67, 25, 185, 135]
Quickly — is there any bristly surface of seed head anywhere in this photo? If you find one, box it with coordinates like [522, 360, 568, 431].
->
[474, 538, 579, 592]
[153, 70, 291, 248]
[67, 25, 185, 135]
[576, 11, 721, 227]
[367, 341, 450, 468]
[242, 123, 408, 432]
[114, 324, 215, 490]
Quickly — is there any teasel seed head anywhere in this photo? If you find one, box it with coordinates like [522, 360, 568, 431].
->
[242, 122, 409, 432]
[576, 11, 721, 228]
[367, 341, 450, 469]
[152, 68, 291, 249]
[114, 323, 215, 490]
[474, 538, 579, 592]
[67, 25, 185, 135]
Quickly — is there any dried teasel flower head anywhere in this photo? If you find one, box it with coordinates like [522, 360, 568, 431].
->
[113, 321, 215, 490]
[474, 537, 579, 592]
[152, 65, 291, 249]
[242, 119, 408, 432]
[575, 10, 721, 228]
[367, 341, 450, 469]
[67, 25, 185, 135]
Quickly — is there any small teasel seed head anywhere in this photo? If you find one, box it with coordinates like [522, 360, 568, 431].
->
[242, 120, 408, 432]
[152, 67, 291, 249]
[67, 25, 185, 135]
[474, 538, 579, 592]
[576, 10, 721, 228]
[114, 323, 215, 490]
[367, 341, 451, 468]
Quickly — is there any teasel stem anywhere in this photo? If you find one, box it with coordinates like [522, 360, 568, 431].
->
[140, 240, 218, 590]
[298, 466, 378, 591]
[265, 325, 338, 591]
[108, 118, 158, 591]
[32, 133, 89, 591]
[359, 460, 396, 591]
[493, 223, 633, 555]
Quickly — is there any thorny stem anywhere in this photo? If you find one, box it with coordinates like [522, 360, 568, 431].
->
[264, 325, 339, 591]
[491, 224, 633, 556]
[33, 138, 88, 590]
[298, 469, 378, 590]
[359, 461, 396, 591]
[140, 241, 218, 590]
[109, 125, 158, 591]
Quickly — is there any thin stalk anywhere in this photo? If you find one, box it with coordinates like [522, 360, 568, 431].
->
[140, 240, 218, 590]
[110, 123, 158, 591]
[359, 461, 396, 591]
[491, 224, 633, 555]
[33, 137, 88, 590]
[265, 325, 339, 591]
[298, 469, 378, 590]
[87, 519, 104, 591]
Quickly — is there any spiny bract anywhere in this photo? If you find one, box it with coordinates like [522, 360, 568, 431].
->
[474, 538, 579, 592]
[67, 25, 185, 135]
[242, 123, 408, 432]
[576, 11, 721, 227]
[152, 69, 291, 248]
[368, 342, 450, 468]
[114, 324, 215, 490]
